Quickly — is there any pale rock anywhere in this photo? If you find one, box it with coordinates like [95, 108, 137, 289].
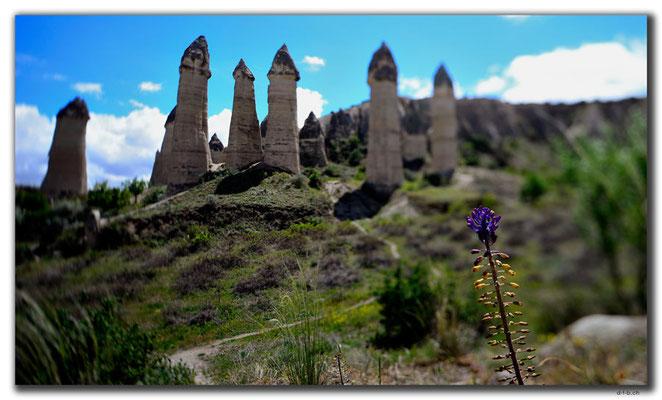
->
[167, 36, 212, 195]
[263, 44, 301, 174]
[364, 42, 403, 199]
[41, 97, 89, 197]
[298, 111, 328, 168]
[150, 106, 176, 186]
[427, 64, 458, 185]
[221, 59, 263, 169]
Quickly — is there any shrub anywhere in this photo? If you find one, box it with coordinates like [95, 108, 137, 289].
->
[142, 185, 166, 206]
[373, 261, 436, 348]
[179, 225, 213, 254]
[307, 169, 325, 189]
[15, 292, 193, 384]
[174, 254, 239, 295]
[520, 171, 548, 204]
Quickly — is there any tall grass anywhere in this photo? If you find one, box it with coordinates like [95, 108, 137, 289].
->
[15, 291, 193, 385]
[271, 262, 329, 385]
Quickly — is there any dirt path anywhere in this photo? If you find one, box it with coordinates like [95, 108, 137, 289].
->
[169, 296, 378, 385]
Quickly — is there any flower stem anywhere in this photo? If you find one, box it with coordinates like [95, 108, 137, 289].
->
[485, 241, 524, 385]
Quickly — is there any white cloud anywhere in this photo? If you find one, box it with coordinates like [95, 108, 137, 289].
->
[129, 99, 146, 108]
[301, 56, 326, 71]
[208, 109, 232, 147]
[296, 87, 328, 128]
[44, 73, 66, 81]
[454, 82, 465, 98]
[73, 82, 102, 97]
[139, 81, 163, 92]
[15, 104, 242, 188]
[14, 104, 56, 186]
[474, 76, 507, 95]
[477, 40, 647, 103]
[85, 106, 168, 186]
[399, 76, 433, 99]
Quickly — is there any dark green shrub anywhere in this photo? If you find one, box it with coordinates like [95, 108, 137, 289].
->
[179, 225, 212, 254]
[15, 292, 193, 384]
[141, 185, 167, 206]
[373, 262, 436, 348]
[520, 171, 549, 204]
[306, 169, 325, 189]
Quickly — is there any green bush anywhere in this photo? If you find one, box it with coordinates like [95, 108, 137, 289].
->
[328, 134, 366, 166]
[306, 169, 325, 189]
[16, 292, 193, 384]
[122, 178, 147, 204]
[87, 181, 132, 213]
[520, 171, 549, 204]
[142, 185, 167, 206]
[373, 261, 436, 348]
[180, 225, 213, 254]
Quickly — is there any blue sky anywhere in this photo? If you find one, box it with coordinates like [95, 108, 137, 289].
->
[14, 14, 647, 187]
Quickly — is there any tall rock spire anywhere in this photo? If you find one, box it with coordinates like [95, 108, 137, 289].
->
[364, 42, 403, 199]
[41, 97, 89, 197]
[167, 35, 212, 195]
[221, 59, 264, 169]
[209, 133, 224, 163]
[263, 44, 301, 173]
[427, 63, 458, 185]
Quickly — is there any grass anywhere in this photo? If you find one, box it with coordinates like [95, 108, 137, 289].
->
[15, 164, 647, 385]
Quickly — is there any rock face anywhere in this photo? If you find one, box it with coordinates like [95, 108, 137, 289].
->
[298, 112, 328, 168]
[221, 59, 263, 169]
[208, 133, 224, 164]
[319, 97, 646, 170]
[167, 36, 212, 195]
[427, 65, 458, 184]
[150, 106, 177, 186]
[364, 42, 403, 199]
[263, 44, 301, 174]
[41, 97, 90, 197]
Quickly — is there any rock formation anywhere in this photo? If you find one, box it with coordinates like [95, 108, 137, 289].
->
[41, 97, 89, 197]
[221, 59, 263, 169]
[167, 36, 212, 195]
[427, 64, 458, 184]
[208, 133, 224, 164]
[263, 44, 301, 174]
[150, 106, 176, 186]
[364, 42, 404, 199]
[298, 112, 328, 168]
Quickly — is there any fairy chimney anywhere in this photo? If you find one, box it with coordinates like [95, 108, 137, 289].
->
[221, 59, 263, 169]
[150, 106, 176, 186]
[209, 133, 224, 163]
[167, 36, 212, 195]
[41, 97, 89, 196]
[263, 44, 301, 174]
[427, 64, 457, 185]
[364, 42, 403, 199]
[298, 112, 328, 168]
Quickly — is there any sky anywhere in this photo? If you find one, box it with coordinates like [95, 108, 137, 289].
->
[14, 14, 647, 187]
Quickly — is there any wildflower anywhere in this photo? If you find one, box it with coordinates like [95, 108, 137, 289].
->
[466, 205, 501, 245]
[466, 206, 538, 385]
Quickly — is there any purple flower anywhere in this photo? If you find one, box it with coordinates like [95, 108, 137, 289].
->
[467, 206, 501, 246]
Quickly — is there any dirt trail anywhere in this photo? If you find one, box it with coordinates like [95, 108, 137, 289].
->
[168, 183, 402, 385]
[169, 296, 378, 384]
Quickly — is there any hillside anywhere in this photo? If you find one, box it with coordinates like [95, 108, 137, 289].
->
[15, 97, 647, 386]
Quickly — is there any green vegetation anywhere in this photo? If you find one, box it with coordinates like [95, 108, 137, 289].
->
[16, 292, 193, 385]
[373, 262, 435, 349]
[327, 134, 366, 166]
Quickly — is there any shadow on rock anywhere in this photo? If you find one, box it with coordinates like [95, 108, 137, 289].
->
[333, 184, 390, 220]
